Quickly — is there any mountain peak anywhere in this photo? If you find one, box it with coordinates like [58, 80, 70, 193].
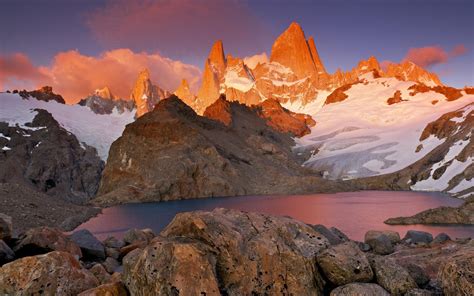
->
[94, 86, 114, 100]
[270, 22, 318, 80]
[208, 40, 227, 75]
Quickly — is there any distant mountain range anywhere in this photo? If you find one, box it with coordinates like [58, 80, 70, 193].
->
[0, 22, 472, 204]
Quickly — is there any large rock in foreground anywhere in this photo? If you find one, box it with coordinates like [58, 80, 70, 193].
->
[124, 208, 331, 295]
[438, 247, 474, 295]
[95, 96, 345, 205]
[0, 251, 98, 295]
[330, 283, 390, 296]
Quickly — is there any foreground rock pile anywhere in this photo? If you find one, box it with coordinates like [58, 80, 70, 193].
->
[0, 209, 472, 295]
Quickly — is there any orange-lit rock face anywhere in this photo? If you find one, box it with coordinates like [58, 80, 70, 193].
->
[387, 90, 405, 105]
[203, 95, 233, 126]
[174, 78, 196, 107]
[325, 83, 353, 105]
[256, 98, 315, 137]
[270, 22, 321, 82]
[408, 83, 463, 101]
[131, 69, 170, 117]
[385, 61, 442, 86]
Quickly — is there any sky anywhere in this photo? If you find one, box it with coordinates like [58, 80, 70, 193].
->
[0, 0, 473, 103]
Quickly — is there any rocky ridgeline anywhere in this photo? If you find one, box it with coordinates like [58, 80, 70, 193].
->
[94, 95, 344, 205]
[0, 209, 472, 295]
[0, 109, 104, 203]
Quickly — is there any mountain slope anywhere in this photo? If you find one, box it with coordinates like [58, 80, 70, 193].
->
[0, 93, 134, 160]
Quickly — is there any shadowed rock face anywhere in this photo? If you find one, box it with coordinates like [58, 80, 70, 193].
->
[78, 95, 135, 115]
[95, 95, 346, 205]
[18, 86, 66, 104]
[0, 109, 104, 203]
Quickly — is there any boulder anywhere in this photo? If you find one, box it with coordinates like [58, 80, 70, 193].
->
[13, 226, 82, 258]
[123, 237, 220, 296]
[330, 283, 390, 296]
[103, 257, 120, 273]
[69, 229, 105, 260]
[106, 247, 120, 260]
[365, 233, 394, 255]
[123, 228, 155, 245]
[365, 230, 401, 244]
[405, 263, 430, 287]
[90, 263, 111, 284]
[78, 281, 127, 296]
[438, 250, 474, 295]
[119, 241, 147, 259]
[432, 233, 451, 244]
[78, 282, 128, 296]
[403, 230, 433, 245]
[330, 227, 350, 242]
[103, 236, 125, 249]
[0, 251, 98, 295]
[317, 241, 373, 285]
[0, 213, 12, 241]
[311, 224, 344, 245]
[371, 256, 417, 295]
[161, 208, 330, 295]
[0, 239, 14, 265]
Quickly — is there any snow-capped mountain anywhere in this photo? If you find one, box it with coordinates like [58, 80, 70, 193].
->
[290, 74, 473, 196]
[0, 93, 135, 160]
[78, 86, 135, 115]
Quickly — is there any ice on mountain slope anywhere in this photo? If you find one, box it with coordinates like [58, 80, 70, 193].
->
[294, 76, 473, 182]
[0, 93, 135, 160]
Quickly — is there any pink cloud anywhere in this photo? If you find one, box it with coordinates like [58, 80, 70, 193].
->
[85, 0, 267, 60]
[1, 49, 201, 104]
[450, 44, 467, 57]
[403, 44, 468, 68]
[0, 53, 49, 90]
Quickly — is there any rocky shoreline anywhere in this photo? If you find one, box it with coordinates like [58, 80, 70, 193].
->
[385, 196, 474, 225]
[0, 208, 472, 295]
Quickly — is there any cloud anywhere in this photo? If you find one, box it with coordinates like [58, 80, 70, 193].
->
[403, 44, 468, 68]
[1, 49, 201, 104]
[85, 0, 268, 62]
[0, 53, 49, 90]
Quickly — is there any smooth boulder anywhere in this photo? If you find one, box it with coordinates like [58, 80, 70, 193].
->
[403, 230, 433, 245]
[317, 241, 374, 285]
[365, 233, 394, 255]
[69, 229, 105, 260]
[371, 256, 417, 295]
[432, 233, 451, 244]
[13, 226, 82, 258]
[365, 230, 400, 244]
[0, 251, 98, 295]
[330, 283, 390, 296]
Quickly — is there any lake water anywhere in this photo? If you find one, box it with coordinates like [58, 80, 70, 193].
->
[77, 191, 473, 241]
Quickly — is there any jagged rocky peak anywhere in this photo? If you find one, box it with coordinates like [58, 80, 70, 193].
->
[385, 60, 442, 86]
[307, 36, 326, 74]
[356, 56, 381, 74]
[208, 40, 227, 76]
[270, 22, 321, 80]
[174, 78, 196, 107]
[94, 86, 114, 100]
[196, 40, 228, 113]
[131, 68, 170, 117]
[18, 86, 66, 104]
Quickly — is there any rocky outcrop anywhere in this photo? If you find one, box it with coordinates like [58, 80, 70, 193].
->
[256, 98, 316, 137]
[325, 84, 352, 104]
[0, 109, 104, 203]
[387, 90, 405, 105]
[0, 251, 98, 295]
[69, 229, 106, 260]
[18, 86, 66, 104]
[13, 226, 82, 258]
[408, 83, 463, 101]
[438, 248, 474, 295]
[385, 197, 474, 225]
[385, 61, 442, 87]
[370, 256, 418, 295]
[157, 208, 330, 295]
[78, 87, 135, 115]
[94, 95, 345, 205]
[130, 69, 170, 117]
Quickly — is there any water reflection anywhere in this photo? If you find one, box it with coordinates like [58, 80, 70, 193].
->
[77, 191, 473, 241]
